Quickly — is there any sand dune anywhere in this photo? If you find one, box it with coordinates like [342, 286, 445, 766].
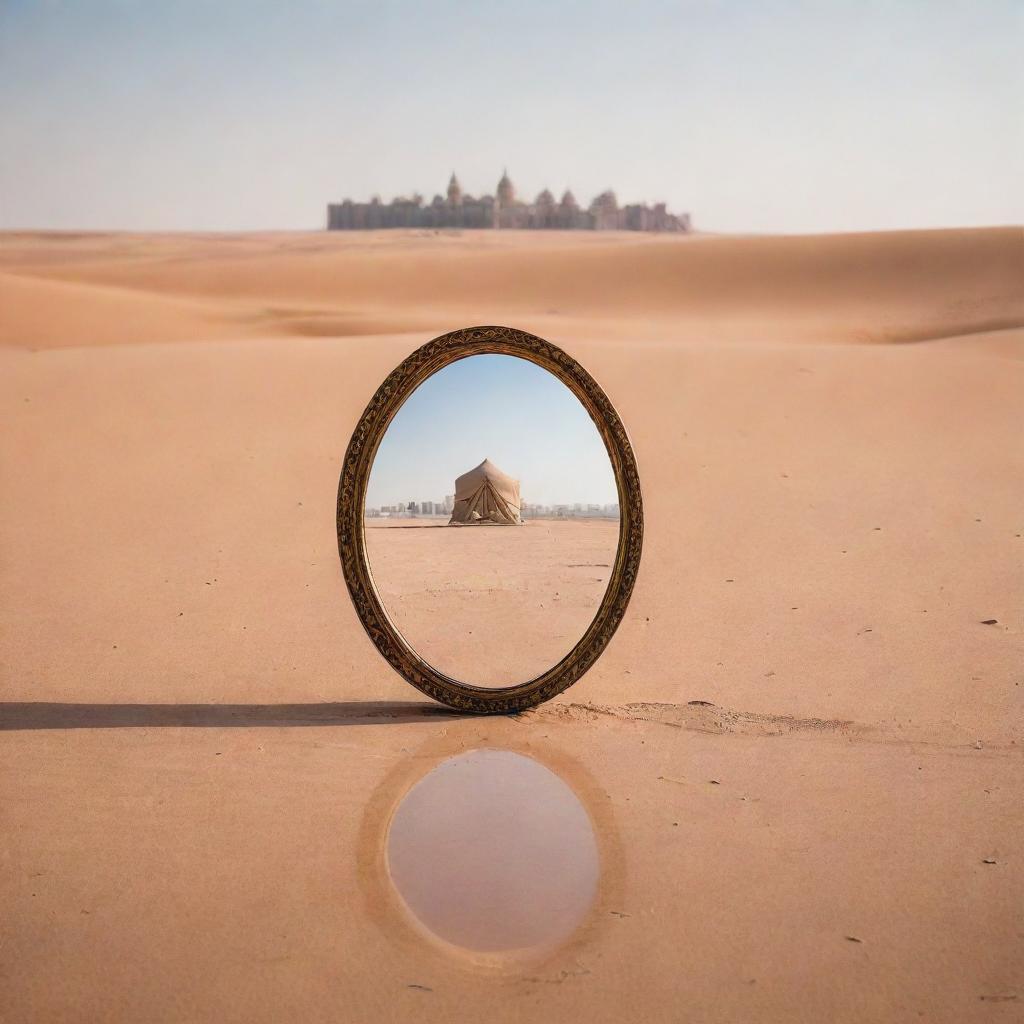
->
[2, 227, 1021, 348]
[0, 271, 240, 349]
[1, 228, 1021, 1023]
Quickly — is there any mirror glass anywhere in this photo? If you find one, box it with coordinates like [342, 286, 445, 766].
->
[364, 354, 619, 687]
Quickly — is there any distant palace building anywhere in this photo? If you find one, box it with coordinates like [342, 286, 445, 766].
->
[327, 170, 691, 232]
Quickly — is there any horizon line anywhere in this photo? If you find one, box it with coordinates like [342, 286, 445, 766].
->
[2, 223, 1020, 238]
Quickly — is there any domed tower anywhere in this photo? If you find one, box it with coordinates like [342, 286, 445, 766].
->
[447, 172, 462, 206]
[496, 169, 515, 206]
[559, 189, 579, 229]
[590, 189, 619, 230]
[535, 188, 555, 229]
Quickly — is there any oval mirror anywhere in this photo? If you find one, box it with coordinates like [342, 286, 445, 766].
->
[337, 326, 642, 713]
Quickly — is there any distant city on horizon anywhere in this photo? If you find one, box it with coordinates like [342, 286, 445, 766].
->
[328, 170, 691, 233]
[366, 495, 620, 520]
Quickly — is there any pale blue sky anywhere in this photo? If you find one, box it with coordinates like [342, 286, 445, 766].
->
[1, 1, 1020, 232]
[366, 355, 618, 509]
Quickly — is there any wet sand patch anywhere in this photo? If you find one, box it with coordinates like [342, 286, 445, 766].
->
[386, 749, 599, 953]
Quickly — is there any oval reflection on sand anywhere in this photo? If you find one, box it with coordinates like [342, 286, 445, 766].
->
[386, 749, 599, 954]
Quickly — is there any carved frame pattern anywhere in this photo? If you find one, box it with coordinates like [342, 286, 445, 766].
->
[336, 325, 643, 714]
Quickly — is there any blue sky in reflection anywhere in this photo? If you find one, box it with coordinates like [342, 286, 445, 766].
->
[366, 355, 617, 509]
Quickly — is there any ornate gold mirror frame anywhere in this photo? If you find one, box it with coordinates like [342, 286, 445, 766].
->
[336, 325, 643, 714]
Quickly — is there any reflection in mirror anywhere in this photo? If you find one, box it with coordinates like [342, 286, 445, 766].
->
[386, 749, 599, 953]
[364, 354, 619, 687]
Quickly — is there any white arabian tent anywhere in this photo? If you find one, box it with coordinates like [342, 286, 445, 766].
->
[448, 459, 523, 526]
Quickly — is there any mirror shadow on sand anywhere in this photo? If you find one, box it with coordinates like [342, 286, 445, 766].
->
[385, 748, 600, 955]
[365, 354, 619, 688]
[0, 700, 463, 730]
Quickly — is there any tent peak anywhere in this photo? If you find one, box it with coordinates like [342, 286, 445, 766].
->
[476, 458, 511, 477]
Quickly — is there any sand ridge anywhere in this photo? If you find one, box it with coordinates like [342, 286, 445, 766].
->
[1, 226, 1022, 348]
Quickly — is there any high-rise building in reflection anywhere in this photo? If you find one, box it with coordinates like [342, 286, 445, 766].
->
[368, 496, 619, 519]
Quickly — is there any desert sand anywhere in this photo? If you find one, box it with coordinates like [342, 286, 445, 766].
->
[1, 227, 1022, 1022]
[365, 518, 619, 687]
